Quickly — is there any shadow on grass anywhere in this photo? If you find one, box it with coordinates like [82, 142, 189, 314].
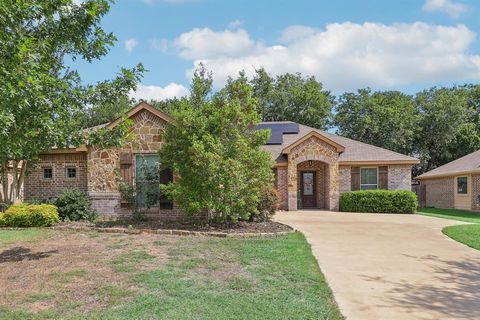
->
[0, 247, 58, 263]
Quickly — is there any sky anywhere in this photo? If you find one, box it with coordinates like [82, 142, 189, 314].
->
[73, 0, 480, 101]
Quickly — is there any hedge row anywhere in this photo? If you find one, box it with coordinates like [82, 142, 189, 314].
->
[340, 190, 418, 214]
[0, 204, 60, 227]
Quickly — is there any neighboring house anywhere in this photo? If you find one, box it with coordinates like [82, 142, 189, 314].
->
[23, 102, 419, 218]
[416, 150, 480, 211]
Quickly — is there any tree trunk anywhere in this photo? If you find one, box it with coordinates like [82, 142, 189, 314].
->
[0, 160, 27, 207]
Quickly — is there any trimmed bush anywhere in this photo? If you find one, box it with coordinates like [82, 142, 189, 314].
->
[251, 187, 279, 222]
[3, 204, 60, 227]
[54, 189, 97, 222]
[340, 190, 418, 214]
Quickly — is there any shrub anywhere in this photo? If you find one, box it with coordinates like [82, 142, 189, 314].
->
[251, 187, 279, 222]
[3, 204, 60, 227]
[0, 213, 5, 227]
[340, 190, 418, 214]
[54, 189, 97, 222]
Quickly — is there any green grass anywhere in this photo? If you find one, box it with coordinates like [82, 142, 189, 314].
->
[93, 232, 342, 320]
[49, 269, 88, 283]
[417, 207, 480, 223]
[443, 224, 480, 250]
[0, 231, 342, 320]
[0, 229, 52, 246]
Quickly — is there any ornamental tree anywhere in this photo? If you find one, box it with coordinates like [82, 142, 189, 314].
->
[159, 68, 274, 222]
[0, 0, 143, 205]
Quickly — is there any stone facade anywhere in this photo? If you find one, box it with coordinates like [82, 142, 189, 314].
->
[339, 165, 351, 193]
[422, 177, 455, 209]
[24, 153, 87, 200]
[287, 136, 340, 211]
[388, 165, 412, 190]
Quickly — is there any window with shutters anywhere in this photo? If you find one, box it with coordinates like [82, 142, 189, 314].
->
[360, 167, 378, 190]
[135, 154, 173, 209]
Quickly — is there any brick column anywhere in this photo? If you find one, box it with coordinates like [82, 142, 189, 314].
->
[287, 163, 298, 211]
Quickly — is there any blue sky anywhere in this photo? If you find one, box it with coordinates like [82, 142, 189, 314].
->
[75, 0, 480, 100]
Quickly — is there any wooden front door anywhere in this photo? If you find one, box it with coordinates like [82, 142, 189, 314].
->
[301, 171, 316, 208]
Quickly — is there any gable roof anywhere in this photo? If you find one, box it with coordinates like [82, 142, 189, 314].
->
[282, 131, 345, 154]
[416, 150, 480, 179]
[259, 121, 419, 165]
[107, 101, 173, 129]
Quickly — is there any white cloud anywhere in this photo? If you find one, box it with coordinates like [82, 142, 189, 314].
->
[173, 28, 256, 60]
[171, 22, 480, 92]
[423, 0, 468, 18]
[129, 83, 189, 101]
[150, 38, 169, 52]
[124, 38, 139, 53]
[228, 19, 243, 29]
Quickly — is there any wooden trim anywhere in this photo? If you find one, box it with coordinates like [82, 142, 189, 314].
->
[282, 131, 345, 154]
[454, 174, 472, 210]
[272, 163, 288, 168]
[41, 146, 87, 154]
[107, 102, 173, 129]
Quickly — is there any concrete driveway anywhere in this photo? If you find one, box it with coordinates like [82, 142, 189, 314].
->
[275, 211, 480, 320]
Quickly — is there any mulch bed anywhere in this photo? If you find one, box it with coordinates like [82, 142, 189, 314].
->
[57, 219, 292, 235]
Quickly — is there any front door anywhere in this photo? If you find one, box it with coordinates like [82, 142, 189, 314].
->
[301, 171, 316, 208]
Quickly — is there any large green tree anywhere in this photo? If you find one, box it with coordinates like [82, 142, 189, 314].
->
[415, 86, 480, 173]
[251, 68, 333, 129]
[159, 69, 274, 222]
[0, 0, 143, 204]
[334, 88, 420, 155]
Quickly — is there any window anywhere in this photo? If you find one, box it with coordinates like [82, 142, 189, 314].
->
[43, 168, 53, 179]
[66, 167, 77, 178]
[457, 176, 468, 194]
[360, 168, 378, 190]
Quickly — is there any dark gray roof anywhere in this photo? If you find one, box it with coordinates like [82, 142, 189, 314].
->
[259, 121, 419, 164]
[417, 149, 480, 179]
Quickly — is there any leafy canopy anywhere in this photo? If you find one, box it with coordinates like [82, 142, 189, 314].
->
[159, 68, 274, 222]
[0, 0, 144, 203]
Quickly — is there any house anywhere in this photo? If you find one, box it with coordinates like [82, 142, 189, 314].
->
[23, 102, 419, 218]
[416, 150, 480, 211]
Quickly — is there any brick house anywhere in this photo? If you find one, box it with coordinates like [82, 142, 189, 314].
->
[24, 102, 419, 218]
[416, 150, 480, 211]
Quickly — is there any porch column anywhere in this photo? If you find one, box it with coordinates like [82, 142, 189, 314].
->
[329, 162, 340, 211]
[287, 162, 298, 211]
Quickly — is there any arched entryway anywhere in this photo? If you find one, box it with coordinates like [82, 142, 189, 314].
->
[297, 160, 330, 209]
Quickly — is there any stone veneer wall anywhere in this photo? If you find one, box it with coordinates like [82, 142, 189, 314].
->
[87, 110, 184, 219]
[287, 136, 340, 211]
[388, 164, 412, 190]
[24, 153, 87, 201]
[297, 161, 327, 209]
[422, 177, 455, 209]
[276, 167, 288, 210]
[339, 165, 351, 193]
[472, 175, 480, 211]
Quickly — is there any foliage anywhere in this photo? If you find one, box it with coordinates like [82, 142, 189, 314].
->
[54, 189, 96, 222]
[159, 68, 274, 222]
[415, 86, 480, 174]
[340, 190, 418, 214]
[252, 187, 279, 222]
[443, 224, 480, 251]
[0, 0, 144, 205]
[251, 68, 334, 129]
[0, 213, 4, 227]
[335, 88, 420, 155]
[2, 204, 60, 227]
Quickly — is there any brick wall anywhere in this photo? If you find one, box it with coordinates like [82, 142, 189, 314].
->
[24, 153, 87, 201]
[472, 175, 480, 211]
[276, 166, 288, 210]
[388, 164, 412, 190]
[422, 177, 455, 209]
[339, 165, 351, 193]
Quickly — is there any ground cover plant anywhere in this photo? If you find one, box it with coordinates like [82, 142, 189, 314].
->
[417, 207, 480, 223]
[442, 224, 480, 251]
[0, 229, 342, 320]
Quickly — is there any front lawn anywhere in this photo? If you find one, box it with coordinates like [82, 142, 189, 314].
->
[443, 224, 480, 251]
[0, 229, 342, 320]
[417, 207, 480, 223]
